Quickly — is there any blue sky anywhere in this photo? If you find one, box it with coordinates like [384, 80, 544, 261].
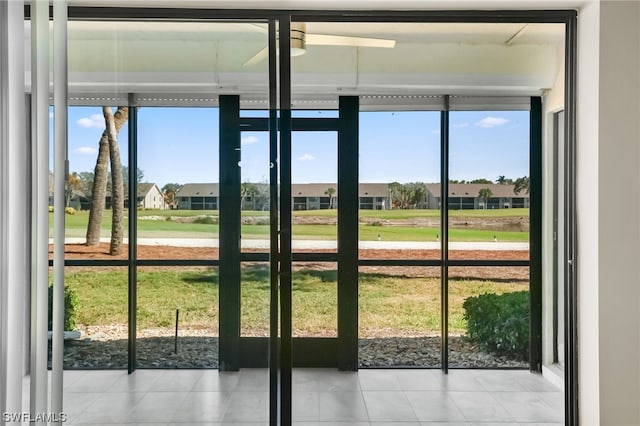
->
[59, 107, 529, 188]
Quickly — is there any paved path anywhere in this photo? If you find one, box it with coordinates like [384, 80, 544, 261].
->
[55, 237, 528, 251]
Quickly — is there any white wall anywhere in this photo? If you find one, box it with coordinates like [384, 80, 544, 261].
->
[596, 1, 640, 424]
[578, 1, 640, 424]
[577, 2, 601, 423]
[541, 43, 565, 367]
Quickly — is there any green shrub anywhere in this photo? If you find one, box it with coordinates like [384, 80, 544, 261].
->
[48, 205, 54, 212]
[462, 291, 529, 361]
[64, 206, 76, 215]
[48, 285, 79, 331]
[193, 215, 217, 225]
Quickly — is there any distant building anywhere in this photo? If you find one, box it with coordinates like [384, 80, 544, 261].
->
[176, 183, 219, 210]
[359, 183, 390, 210]
[175, 182, 391, 211]
[136, 183, 167, 210]
[424, 183, 529, 210]
[290, 183, 390, 210]
[291, 183, 336, 210]
[104, 182, 167, 210]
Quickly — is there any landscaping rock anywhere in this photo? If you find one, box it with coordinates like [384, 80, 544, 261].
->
[52, 326, 526, 369]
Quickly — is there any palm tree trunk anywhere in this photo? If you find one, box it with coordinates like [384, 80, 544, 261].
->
[105, 107, 125, 255]
[85, 107, 128, 246]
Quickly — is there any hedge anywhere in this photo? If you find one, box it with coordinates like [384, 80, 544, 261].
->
[48, 285, 79, 331]
[462, 290, 529, 361]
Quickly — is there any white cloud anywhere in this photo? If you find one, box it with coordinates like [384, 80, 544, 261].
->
[241, 135, 260, 145]
[49, 111, 54, 119]
[77, 114, 105, 129]
[74, 146, 97, 155]
[431, 129, 440, 135]
[297, 153, 315, 161]
[474, 116, 509, 128]
[454, 122, 470, 128]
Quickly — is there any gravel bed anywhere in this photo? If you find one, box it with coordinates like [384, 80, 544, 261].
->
[52, 326, 526, 369]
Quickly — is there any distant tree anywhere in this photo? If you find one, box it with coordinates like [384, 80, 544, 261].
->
[77, 171, 95, 197]
[449, 179, 466, 184]
[162, 183, 183, 209]
[406, 182, 426, 209]
[65, 172, 83, 207]
[513, 176, 530, 195]
[496, 175, 515, 185]
[388, 182, 404, 209]
[240, 182, 260, 210]
[252, 181, 270, 211]
[388, 182, 411, 209]
[388, 182, 425, 209]
[115, 166, 144, 197]
[324, 187, 336, 209]
[470, 178, 493, 184]
[478, 187, 493, 209]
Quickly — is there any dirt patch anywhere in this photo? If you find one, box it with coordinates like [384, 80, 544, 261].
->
[53, 243, 529, 281]
[54, 242, 528, 261]
[296, 215, 531, 232]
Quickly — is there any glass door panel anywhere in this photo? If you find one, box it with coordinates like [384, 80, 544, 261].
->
[448, 110, 530, 255]
[136, 106, 220, 368]
[286, 131, 340, 353]
[138, 107, 219, 259]
[49, 105, 131, 368]
[291, 130, 338, 253]
[292, 261, 338, 337]
[554, 110, 566, 366]
[359, 110, 441, 368]
[448, 110, 531, 368]
[240, 130, 270, 253]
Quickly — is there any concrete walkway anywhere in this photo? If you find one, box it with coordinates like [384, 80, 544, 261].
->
[55, 237, 528, 251]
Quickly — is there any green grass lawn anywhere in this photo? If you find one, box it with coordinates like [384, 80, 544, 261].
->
[54, 208, 529, 242]
[62, 266, 526, 337]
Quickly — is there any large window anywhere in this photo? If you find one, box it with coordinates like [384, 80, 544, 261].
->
[447, 109, 531, 368]
[359, 110, 441, 368]
[43, 9, 574, 425]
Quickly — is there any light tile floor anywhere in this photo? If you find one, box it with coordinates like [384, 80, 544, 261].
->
[53, 369, 562, 425]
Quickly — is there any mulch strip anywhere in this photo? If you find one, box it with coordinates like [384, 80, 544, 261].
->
[52, 243, 529, 280]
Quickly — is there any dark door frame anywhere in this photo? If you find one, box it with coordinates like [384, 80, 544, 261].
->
[43, 7, 578, 426]
[217, 96, 361, 371]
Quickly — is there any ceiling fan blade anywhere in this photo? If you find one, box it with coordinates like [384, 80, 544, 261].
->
[243, 47, 268, 66]
[306, 34, 395, 48]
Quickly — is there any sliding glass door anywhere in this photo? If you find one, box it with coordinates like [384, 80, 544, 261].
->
[52, 7, 577, 424]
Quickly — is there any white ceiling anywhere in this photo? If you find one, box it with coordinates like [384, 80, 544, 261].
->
[63, 0, 587, 10]
[26, 18, 566, 107]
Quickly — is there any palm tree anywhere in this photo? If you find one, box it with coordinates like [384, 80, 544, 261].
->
[162, 183, 183, 209]
[478, 187, 493, 210]
[324, 187, 336, 209]
[407, 182, 426, 209]
[470, 178, 493, 184]
[496, 175, 514, 185]
[85, 106, 128, 252]
[388, 182, 403, 209]
[513, 176, 530, 195]
[65, 172, 83, 207]
[105, 106, 125, 255]
[241, 182, 260, 210]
